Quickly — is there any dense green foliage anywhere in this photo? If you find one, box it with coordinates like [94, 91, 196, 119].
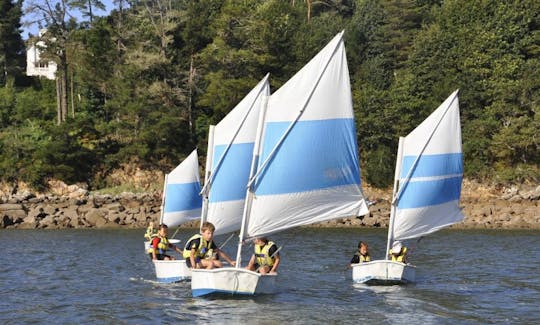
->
[0, 0, 538, 189]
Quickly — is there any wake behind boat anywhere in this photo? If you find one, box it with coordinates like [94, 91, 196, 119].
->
[192, 31, 369, 297]
[352, 90, 464, 285]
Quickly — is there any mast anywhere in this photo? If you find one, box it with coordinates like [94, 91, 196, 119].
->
[235, 94, 269, 267]
[200, 125, 215, 229]
[159, 173, 168, 224]
[385, 137, 404, 260]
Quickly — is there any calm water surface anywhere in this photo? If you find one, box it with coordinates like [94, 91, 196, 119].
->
[1, 228, 539, 324]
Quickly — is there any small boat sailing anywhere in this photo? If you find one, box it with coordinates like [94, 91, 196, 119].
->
[149, 149, 202, 283]
[352, 90, 464, 285]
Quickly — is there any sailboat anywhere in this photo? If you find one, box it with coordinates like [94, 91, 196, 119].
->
[352, 90, 464, 285]
[191, 31, 369, 297]
[150, 149, 202, 283]
[189, 75, 270, 295]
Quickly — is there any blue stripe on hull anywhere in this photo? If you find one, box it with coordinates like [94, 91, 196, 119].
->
[255, 119, 360, 195]
[209, 143, 254, 202]
[192, 288, 254, 297]
[401, 153, 463, 178]
[164, 182, 202, 212]
[156, 276, 190, 283]
[397, 176, 462, 209]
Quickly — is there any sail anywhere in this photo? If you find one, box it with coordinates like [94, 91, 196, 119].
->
[161, 149, 202, 228]
[392, 90, 464, 240]
[205, 75, 270, 235]
[246, 32, 369, 238]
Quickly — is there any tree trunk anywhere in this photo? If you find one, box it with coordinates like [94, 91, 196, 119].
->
[61, 69, 68, 122]
[59, 52, 68, 122]
[188, 54, 195, 139]
[70, 70, 75, 118]
[56, 76, 62, 125]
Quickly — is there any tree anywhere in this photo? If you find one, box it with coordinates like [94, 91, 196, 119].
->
[70, 0, 105, 25]
[0, 0, 25, 86]
[24, 0, 78, 124]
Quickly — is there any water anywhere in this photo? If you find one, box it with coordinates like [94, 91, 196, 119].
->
[1, 228, 539, 324]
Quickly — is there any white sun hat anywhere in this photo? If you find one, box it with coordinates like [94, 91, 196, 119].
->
[391, 241, 403, 254]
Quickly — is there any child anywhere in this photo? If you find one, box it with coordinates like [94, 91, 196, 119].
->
[389, 241, 407, 263]
[182, 221, 236, 269]
[148, 224, 182, 260]
[246, 237, 280, 274]
[144, 221, 158, 241]
[349, 241, 371, 267]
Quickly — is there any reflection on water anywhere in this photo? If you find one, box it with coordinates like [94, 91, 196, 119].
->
[1, 228, 539, 324]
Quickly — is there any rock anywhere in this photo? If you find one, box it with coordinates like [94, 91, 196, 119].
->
[1, 215, 14, 228]
[0, 203, 24, 211]
[39, 215, 57, 228]
[84, 208, 108, 227]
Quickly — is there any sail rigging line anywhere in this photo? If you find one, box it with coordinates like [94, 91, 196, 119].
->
[247, 32, 345, 189]
[200, 74, 270, 196]
[219, 232, 236, 249]
[391, 90, 460, 206]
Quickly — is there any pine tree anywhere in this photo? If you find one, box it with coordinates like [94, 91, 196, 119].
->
[0, 0, 25, 86]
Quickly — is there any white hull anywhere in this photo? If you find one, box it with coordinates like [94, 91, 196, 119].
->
[144, 241, 151, 252]
[352, 260, 416, 285]
[153, 259, 191, 283]
[191, 268, 277, 297]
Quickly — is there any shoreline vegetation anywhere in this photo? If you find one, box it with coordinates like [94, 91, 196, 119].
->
[1, 179, 538, 230]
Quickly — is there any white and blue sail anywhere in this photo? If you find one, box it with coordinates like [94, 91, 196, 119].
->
[160, 149, 202, 228]
[390, 90, 464, 241]
[351, 90, 463, 285]
[203, 75, 270, 235]
[245, 31, 369, 238]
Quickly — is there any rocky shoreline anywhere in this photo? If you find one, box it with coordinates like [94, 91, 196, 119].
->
[1, 180, 538, 230]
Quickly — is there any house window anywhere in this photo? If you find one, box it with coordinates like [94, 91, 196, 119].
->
[35, 61, 49, 68]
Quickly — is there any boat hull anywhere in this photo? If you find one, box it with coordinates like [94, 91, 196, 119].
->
[191, 268, 277, 297]
[153, 259, 191, 283]
[352, 260, 416, 285]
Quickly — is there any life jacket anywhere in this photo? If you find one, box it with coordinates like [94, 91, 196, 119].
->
[147, 236, 169, 255]
[144, 226, 157, 240]
[183, 234, 213, 259]
[354, 252, 371, 263]
[390, 247, 407, 263]
[254, 241, 276, 267]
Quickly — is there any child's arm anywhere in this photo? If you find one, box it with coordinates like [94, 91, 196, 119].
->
[217, 249, 236, 266]
[168, 242, 182, 255]
[270, 254, 280, 274]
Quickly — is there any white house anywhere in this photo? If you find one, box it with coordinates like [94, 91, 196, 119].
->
[26, 29, 57, 80]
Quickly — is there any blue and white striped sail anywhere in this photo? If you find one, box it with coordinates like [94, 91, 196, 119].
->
[161, 149, 202, 228]
[392, 90, 464, 240]
[246, 32, 369, 238]
[205, 75, 270, 235]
